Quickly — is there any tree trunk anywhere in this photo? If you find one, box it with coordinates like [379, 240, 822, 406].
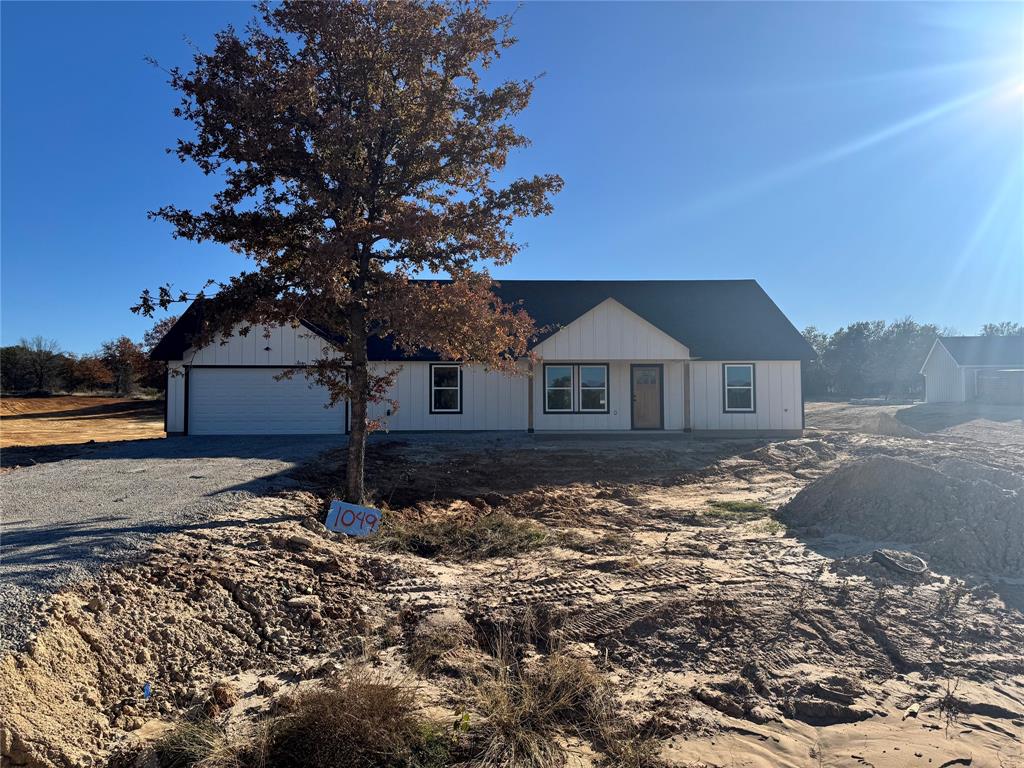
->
[344, 311, 369, 504]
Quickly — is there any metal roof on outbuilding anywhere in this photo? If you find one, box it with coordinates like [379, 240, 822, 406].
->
[938, 336, 1024, 367]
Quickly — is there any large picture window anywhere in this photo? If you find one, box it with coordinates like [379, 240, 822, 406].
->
[723, 363, 755, 412]
[430, 364, 462, 413]
[544, 365, 574, 412]
[543, 363, 611, 414]
[578, 365, 609, 412]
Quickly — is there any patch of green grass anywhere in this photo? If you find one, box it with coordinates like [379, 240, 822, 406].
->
[704, 499, 771, 522]
[371, 511, 550, 561]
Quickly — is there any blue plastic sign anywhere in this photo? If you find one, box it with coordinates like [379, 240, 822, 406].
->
[325, 500, 382, 537]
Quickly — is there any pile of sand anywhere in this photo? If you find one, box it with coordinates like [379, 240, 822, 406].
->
[0, 493, 386, 768]
[861, 412, 925, 438]
[779, 456, 1024, 575]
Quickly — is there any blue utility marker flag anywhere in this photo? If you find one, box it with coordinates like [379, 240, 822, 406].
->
[325, 500, 382, 537]
[142, 682, 152, 699]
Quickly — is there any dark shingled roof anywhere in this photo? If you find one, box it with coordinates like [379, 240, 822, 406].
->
[940, 336, 1024, 367]
[152, 279, 814, 362]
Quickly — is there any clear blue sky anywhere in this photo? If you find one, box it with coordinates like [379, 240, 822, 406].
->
[2, 1, 1022, 354]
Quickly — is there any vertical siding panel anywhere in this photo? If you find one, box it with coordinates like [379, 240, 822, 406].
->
[712, 365, 723, 430]
[269, 326, 282, 366]
[475, 367, 489, 431]
[768, 364, 780, 429]
[694, 364, 706, 429]
[281, 325, 296, 365]
[247, 332, 259, 365]
[789, 363, 801, 429]
[226, 334, 240, 365]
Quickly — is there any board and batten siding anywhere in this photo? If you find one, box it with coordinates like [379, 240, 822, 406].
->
[532, 298, 689, 361]
[368, 362, 528, 431]
[183, 323, 344, 367]
[532, 360, 685, 431]
[166, 363, 186, 433]
[689, 361, 802, 431]
[921, 341, 965, 403]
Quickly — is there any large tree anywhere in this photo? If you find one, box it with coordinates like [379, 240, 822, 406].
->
[18, 336, 63, 392]
[136, 0, 561, 501]
[101, 337, 148, 396]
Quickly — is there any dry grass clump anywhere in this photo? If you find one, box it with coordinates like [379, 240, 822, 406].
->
[409, 608, 479, 675]
[471, 648, 609, 767]
[152, 720, 242, 768]
[152, 674, 456, 768]
[470, 637, 664, 768]
[261, 674, 455, 768]
[372, 510, 550, 561]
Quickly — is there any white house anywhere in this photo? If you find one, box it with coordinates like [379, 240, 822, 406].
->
[920, 336, 1024, 404]
[151, 280, 815, 436]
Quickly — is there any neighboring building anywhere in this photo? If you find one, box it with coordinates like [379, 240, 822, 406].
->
[151, 280, 814, 436]
[920, 336, 1024, 404]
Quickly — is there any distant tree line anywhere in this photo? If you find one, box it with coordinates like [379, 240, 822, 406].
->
[0, 316, 177, 396]
[802, 318, 1022, 399]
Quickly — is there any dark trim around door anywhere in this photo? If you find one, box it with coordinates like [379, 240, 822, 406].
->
[629, 363, 664, 430]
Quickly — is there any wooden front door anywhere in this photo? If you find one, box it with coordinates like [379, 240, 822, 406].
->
[631, 364, 663, 429]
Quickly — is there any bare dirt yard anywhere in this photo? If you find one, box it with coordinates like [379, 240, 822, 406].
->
[1, 402, 1022, 768]
[0, 397, 165, 467]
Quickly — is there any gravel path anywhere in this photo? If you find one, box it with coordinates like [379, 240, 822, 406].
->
[0, 435, 346, 652]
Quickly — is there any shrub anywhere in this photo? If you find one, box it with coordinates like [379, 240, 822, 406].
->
[153, 675, 456, 768]
[372, 511, 549, 561]
[261, 674, 455, 768]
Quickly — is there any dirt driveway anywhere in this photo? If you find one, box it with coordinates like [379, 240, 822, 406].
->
[0, 434, 346, 651]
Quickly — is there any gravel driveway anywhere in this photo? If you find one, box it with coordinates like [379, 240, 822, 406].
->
[0, 435, 346, 651]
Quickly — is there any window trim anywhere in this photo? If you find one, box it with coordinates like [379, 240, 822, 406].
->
[429, 363, 463, 414]
[542, 363, 575, 414]
[722, 363, 756, 413]
[542, 363, 611, 415]
[577, 363, 611, 414]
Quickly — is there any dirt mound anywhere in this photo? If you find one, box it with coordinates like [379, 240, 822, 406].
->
[0, 493, 390, 768]
[863, 412, 925, 438]
[780, 456, 1024, 575]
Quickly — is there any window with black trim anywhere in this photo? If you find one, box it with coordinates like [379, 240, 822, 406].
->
[723, 363, 755, 412]
[544, 365, 574, 412]
[578, 365, 609, 412]
[430, 364, 462, 413]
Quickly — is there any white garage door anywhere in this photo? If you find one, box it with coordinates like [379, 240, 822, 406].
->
[188, 368, 345, 435]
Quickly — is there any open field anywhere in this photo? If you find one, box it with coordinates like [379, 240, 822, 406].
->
[1, 403, 1022, 768]
[0, 396, 165, 463]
